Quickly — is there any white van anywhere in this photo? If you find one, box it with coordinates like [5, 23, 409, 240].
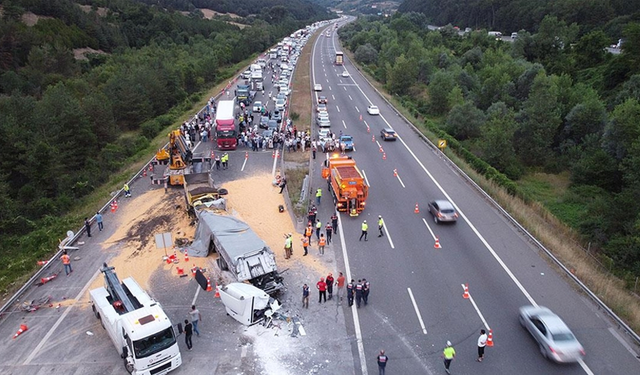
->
[488, 31, 502, 39]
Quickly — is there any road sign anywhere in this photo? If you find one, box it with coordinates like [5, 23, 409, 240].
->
[438, 139, 447, 150]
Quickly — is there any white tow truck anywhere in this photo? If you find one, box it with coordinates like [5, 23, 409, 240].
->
[90, 263, 182, 375]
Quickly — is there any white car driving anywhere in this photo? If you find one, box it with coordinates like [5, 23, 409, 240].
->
[314, 83, 322, 91]
[367, 105, 380, 115]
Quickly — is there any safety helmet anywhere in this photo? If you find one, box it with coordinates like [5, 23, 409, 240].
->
[446, 341, 452, 346]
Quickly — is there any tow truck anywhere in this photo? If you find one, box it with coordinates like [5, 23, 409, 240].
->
[89, 264, 181, 375]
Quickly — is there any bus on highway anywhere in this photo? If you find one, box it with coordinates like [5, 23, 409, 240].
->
[215, 100, 237, 150]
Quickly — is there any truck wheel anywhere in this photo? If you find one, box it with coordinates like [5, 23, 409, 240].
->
[218, 188, 229, 196]
[100, 315, 105, 329]
[92, 305, 100, 319]
[217, 258, 229, 271]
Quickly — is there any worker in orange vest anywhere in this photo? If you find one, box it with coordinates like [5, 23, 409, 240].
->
[301, 236, 309, 256]
[61, 250, 72, 276]
[318, 234, 326, 255]
[305, 223, 313, 245]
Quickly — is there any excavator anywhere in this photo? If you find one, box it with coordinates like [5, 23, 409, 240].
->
[154, 129, 210, 186]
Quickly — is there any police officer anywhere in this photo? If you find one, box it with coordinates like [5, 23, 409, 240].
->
[359, 220, 368, 241]
[355, 279, 364, 308]
[347, 279, 355, 306]
[377, 215, 385, 237]
[363, 278, 370, 305]
[325, 222, 333, 244]
[331, 212, 339, 234]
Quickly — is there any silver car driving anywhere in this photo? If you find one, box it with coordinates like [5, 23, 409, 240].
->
[519, 305, 585, 363]
[427, 200, 458, 224]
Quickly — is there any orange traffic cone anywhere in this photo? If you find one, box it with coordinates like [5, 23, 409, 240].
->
[110, 202, 116, 213]
[393, 169, 397, 177]
[13, 324, 28, 339]
[37, 260, 48, 266]
[372, 135, 375, 142]
[487, 329, 494, 347]
[184, 250, 189, 262]
[206, 278, 212, 292]
[143, 169, 147, 177]
[382, 153, 386, 160]
[414, 203, 420, 214]
[245, 151, 248, 159]
[379, 146, 383, 153]
[177, 267, 184, 275]
[434, 237, 442, 249]
[272, 151, 275, 158]
[214, 283, 220, 298]
[149, 164, 154, 172]
[191, 264, 197, 276]
[359, 114, 363, 121]
[367, 126, 370, 133]
[463, 284, 470, 299]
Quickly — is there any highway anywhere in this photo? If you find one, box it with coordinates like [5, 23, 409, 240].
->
[311, 20, 640, 375]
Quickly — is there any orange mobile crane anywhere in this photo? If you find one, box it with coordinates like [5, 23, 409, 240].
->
[321, 154, 368, 216]
[155, 130, 211, 186]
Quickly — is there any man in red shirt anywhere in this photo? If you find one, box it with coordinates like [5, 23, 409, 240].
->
[316, 277, 327, 303]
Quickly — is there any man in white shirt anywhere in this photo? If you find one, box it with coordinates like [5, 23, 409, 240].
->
[477, 329, 487, 361]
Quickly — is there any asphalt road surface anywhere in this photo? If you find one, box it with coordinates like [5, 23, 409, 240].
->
[311, 22, 640, 375]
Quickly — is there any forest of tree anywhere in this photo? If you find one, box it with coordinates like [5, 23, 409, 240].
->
[398, 0, 640, 37]
[339, 12, 640, 280]
[0, 0, 329, 293]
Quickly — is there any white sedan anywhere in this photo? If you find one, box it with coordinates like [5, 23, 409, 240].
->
[341, 71, 349, 78]
[314, 83, 322, 91]
[367, 105, 380, 115]
[252, 101, 263, 112]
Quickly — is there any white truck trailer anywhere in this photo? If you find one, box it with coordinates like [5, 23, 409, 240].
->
[90, 263, 182, 375]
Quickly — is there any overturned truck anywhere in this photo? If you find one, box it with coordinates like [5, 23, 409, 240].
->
[188, 211, 284, 294]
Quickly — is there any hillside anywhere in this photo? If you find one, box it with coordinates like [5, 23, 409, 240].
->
[0, 0, 328, 295]
[398, 0, 640, 35]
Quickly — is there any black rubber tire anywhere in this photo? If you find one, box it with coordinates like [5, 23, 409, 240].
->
[217, 258, 229, 271]
[92, 305, 99, 319]
[218, 188, 228, 196]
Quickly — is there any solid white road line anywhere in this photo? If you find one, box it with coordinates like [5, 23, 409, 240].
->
[421, 218, 437, 241]
[461, 283, 491, 330]
[578, 360, 595, 375]
[407, 288, 428, 335]
[361, 169, 370, 187]
[192, 282, 201, 306]
[337, 212, 369, 375]
[396, 174, 406, 188]
[384, 224, 395, 249]
[241, 155, 248, 171]
[24, 269, 101, 365]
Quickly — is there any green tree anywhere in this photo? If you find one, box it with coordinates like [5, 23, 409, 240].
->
[480, 102, 522, 178]
[573, 30, 609, 69]
[354, 43, 378, 65]
[428, 70, 455, 114]
[562, 97, 607, 146]
[515, 72, 561, 166]
[446, 101, 485, 140]
[602, 99, 640, 160]
[386, 54, 418, 95]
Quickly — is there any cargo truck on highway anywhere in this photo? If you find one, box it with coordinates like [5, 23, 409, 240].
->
[89, 263, 181, 375]
[321, 154, 368, 216]
[215, 100, 237, 150]
[335, 51, 343, 65]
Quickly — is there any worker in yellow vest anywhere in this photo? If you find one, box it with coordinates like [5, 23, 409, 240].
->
[443, 341, 456, 374]
[359, 220, 368, 241]
[284, 234, 292, 259]
[316, 188, 322, 205]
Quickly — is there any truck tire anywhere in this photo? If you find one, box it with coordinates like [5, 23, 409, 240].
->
[92, 305, 100, 319]
[217, 258, 229, 271]
[124, 357, 134, 374]
[218, 188, 228, 196]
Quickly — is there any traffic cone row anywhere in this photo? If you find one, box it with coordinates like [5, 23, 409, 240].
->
[463, 284, 470, 299]
[487, 329, 494, 347]
[434, 237, 441, 249]
[13, 324, 28, 339]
